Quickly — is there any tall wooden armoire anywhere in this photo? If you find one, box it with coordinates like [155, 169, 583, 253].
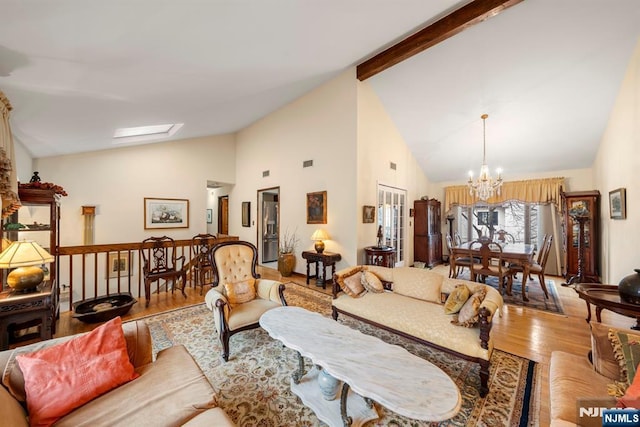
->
[561, 190, 600, 282]
[414, 199, 442, 268]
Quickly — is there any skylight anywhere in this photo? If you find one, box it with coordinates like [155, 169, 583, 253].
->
[113, 123, 184, 144]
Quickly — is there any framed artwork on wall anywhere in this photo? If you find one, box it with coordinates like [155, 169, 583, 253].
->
[609, 188, 626, 219]
[242, 201, 251, 227]
[306, 191, 327, 224]
[107, 252, 132, 279]
[206, 209, 213, 224]
[363, 205, 375, 223]
[144, 197, 189, 229]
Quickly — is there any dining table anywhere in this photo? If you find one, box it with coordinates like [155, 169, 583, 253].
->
[450, 241, 536, 301]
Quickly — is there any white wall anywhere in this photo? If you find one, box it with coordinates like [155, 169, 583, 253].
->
[593, 38, 640, 284]
[356, 80, 430, 266]
[233, 69, 358, 272]
[32, 134, 236, 246]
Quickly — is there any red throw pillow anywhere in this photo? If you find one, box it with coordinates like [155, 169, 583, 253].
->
[618, 362, 640, 409]
[16, 317, 139, 427]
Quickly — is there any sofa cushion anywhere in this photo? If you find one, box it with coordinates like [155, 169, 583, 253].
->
[336, 267, 365, 297]
[391, 267, 442, 303]
[182, 407, 236, 426]
[590, 322, 622, 380]
[361, 270, 384, 293]
[452, 288, 487, 327]
[16, 317, 139, 427]
[618, 366, 640, 408]
[444, 284, 470, 314]
[609, 329, 640, 386]
[0, 384, 28, 427]
[224, 278, 257, 305]
[333, 292, 492, 360]
[54, 345, 218, 427]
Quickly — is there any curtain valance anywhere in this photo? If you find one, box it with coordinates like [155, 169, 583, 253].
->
[0, 90, 21, 219]
[444, 177, 565, 212]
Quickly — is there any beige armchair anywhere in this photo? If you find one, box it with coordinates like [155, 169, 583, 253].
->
[204, 241, 287, 361]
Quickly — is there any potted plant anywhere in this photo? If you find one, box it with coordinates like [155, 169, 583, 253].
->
[278, 228, 299, 277]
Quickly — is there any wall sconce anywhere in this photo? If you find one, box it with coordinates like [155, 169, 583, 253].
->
[82, 206, 96, 245]
[311, 229, 330, 253]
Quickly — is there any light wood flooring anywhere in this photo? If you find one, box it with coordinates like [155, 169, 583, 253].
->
[52, 264, 633, 426]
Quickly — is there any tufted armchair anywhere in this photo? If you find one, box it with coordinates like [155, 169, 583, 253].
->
[204, 241, 287, 361]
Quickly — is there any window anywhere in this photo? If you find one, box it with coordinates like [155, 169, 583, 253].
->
[377, 184, 406, 266]
[455, 201, 539, 245]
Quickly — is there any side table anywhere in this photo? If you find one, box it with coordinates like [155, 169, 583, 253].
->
[575, 283, 640, 330]
[364, 246, 396, 268]
[301, 251, 341, 289]
[0, 282, 57, 350]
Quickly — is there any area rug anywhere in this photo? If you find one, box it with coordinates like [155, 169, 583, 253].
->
[142, 283, 540, 426]
[452, 271, 564, 314]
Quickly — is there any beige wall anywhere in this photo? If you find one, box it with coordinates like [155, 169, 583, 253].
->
[356, 80, 430, 266]
[593, 38, 640, 284]
[32, 134, 236, 246]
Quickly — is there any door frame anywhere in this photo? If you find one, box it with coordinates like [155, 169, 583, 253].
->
[256, 186, 280, 264]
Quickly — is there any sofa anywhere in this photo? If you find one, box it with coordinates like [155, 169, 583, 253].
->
[549, 321, 639, 426]
[332, 265, 503, 396]
[0, 319, 235, 427]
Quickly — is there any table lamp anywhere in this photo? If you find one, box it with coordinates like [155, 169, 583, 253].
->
[311, 229, 330, 253]
[0, 240, 54, 292]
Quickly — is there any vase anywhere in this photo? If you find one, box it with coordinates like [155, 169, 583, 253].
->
[619, 269, 640, 305]
[278, 253, 295, 277]
[317, 368, 341, 401]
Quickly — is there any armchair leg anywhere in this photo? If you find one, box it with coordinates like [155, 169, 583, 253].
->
[479, 359, 490, 397]
[144, 279, 151, 307]
[221, 331, 230, 362]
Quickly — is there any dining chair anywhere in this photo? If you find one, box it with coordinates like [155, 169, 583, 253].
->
[191, 233, 217, 295]
[494, 229, 515, 244]
[446, 234, 476, 278]
[468, 237, 509, 294]
[509, 235, 553, 299]
[140, 236, 187, 307]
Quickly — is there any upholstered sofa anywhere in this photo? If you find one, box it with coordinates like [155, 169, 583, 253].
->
[0, 319, 235, 426]
[549, 321, 637, 426]
[332, 265, 503, 396]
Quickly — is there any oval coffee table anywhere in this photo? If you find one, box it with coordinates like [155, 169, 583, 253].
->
[260, 306, 461, 427]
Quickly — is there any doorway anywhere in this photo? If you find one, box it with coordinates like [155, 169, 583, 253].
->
[257, 187, 279, 264]
[218, 196, 228, 235]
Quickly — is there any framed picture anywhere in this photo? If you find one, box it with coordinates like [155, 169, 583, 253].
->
[307, 191, 327, 224]
[609, 188, 627, 219]
[242, 201, 251, 227]
[107, 252, 132, 279]
[144, 198, 189, 229]
[206, 209, 213, 224]
[363, 205, 375, 223]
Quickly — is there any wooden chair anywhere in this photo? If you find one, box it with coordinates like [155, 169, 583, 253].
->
[191, 233, 217, 295]
[494, 229, 515, 244]
[509, 235, 553, 299]
[204, 241, 287, 362]
[140, 236, 187, 307]
[468, 237, 509, 294]
[446, 234, 476, 278]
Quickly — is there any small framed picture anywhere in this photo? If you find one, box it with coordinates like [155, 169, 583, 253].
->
[306, 191, 327, 224]
[609, 188, 627, 219]
[363, 205, 375, 223]
[206, 209, 213, 224]
[107, 252, 132, 279]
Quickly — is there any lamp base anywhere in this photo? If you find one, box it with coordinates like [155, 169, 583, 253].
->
[314, 241, 325, 253]
[7, 266, 44, 292]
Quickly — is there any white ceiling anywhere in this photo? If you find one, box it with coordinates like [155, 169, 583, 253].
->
[1, 0, 639, 183]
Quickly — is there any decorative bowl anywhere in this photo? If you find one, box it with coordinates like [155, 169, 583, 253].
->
[72, 292, 137, 323]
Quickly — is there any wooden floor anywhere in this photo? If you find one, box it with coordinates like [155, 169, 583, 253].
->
[52, 264, 634, 426]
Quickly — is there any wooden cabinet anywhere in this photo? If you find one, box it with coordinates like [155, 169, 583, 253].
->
[414, 199, 442, 268]
[561, 190, 600, 282]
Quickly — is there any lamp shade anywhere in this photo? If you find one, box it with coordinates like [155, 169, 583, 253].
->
[0, 240, 54, 268]
[311, 229, 330, 241]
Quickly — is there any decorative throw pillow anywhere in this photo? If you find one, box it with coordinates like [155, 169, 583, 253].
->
[224, 279, 256, 305]
[342, 272, 366, 297]
[590, 322, 623, 380]
[451, 287, 487, 327]
[609, 329, 640, 386]
[361, 270, 384, 293]
[443, 284, 470, 315]
[618, 364, 640, 408]
[16, 317, 139, 427]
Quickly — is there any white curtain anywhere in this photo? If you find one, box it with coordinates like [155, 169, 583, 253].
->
[0, 90, 20, 218]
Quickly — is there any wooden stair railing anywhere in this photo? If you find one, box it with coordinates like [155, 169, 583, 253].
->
[57, 235, 238, 311]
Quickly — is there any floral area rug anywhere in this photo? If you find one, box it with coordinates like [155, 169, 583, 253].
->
[452, 270, 564, 314]
[141, 283, 540, 426]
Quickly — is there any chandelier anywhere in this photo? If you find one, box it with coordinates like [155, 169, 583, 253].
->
[467, 114, 503, 201]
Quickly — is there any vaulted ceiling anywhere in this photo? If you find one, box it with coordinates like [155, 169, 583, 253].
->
[1, 0, 639, 183]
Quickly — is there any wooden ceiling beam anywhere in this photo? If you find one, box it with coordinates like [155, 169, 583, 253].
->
[356, 0, 524, 81]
